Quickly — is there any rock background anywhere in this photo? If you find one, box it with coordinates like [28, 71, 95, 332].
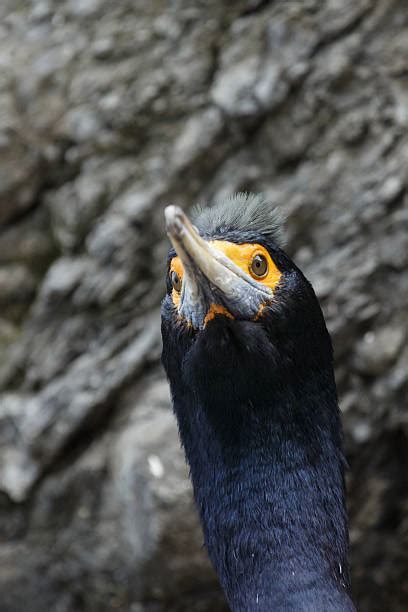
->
[0, 1, 407, 610]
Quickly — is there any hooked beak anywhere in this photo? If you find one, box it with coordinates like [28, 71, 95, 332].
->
[165, 206, 272, 329]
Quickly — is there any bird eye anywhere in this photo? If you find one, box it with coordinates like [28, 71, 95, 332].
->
[171, 270, 182, 292]
[250, 254, 268, 278]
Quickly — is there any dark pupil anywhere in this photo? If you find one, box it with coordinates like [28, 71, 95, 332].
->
[172, 271, 181, 291]
[252, 255, 267, 276]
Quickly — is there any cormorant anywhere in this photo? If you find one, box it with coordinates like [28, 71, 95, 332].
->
[161, 193, 356, 611]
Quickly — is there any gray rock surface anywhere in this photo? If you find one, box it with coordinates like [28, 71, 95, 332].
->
[0, 1, 407, 610]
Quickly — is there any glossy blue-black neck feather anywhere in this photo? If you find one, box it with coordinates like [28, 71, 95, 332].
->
[161, 219, 355, 611]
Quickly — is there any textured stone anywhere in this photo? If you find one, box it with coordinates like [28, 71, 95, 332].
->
[0, 265, 36, 311]
[353, 327, 406, 376]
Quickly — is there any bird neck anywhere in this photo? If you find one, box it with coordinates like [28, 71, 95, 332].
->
[163, 316, 355, 611]
[178, 384, 353, 610]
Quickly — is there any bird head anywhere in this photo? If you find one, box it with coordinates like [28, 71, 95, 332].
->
[162, 193, 293, 330]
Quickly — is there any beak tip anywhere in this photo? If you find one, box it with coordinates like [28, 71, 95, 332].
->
[165, 205, 184, 239]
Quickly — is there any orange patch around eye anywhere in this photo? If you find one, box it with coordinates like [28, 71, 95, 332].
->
[209, 241, 282, 292]
[170, 256, 183, 307]
[169, 242, 282, 314]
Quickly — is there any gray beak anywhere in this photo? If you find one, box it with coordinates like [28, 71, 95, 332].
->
[165, 206, 272, 329]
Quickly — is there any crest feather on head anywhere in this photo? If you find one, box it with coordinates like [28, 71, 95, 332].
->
[193, 192, 286, 246]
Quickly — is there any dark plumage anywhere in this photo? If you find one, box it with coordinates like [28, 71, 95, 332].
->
[161, 194, 356, 611]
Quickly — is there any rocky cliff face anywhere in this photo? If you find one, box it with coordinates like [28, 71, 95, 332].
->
[0, 1, 407, 610]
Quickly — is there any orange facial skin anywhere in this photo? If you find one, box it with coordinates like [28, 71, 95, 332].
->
[170, 241, 282, 324]
[203, 304, 234, 326]
[211, 241, 282, 290]
[170, 256, 184, 309]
